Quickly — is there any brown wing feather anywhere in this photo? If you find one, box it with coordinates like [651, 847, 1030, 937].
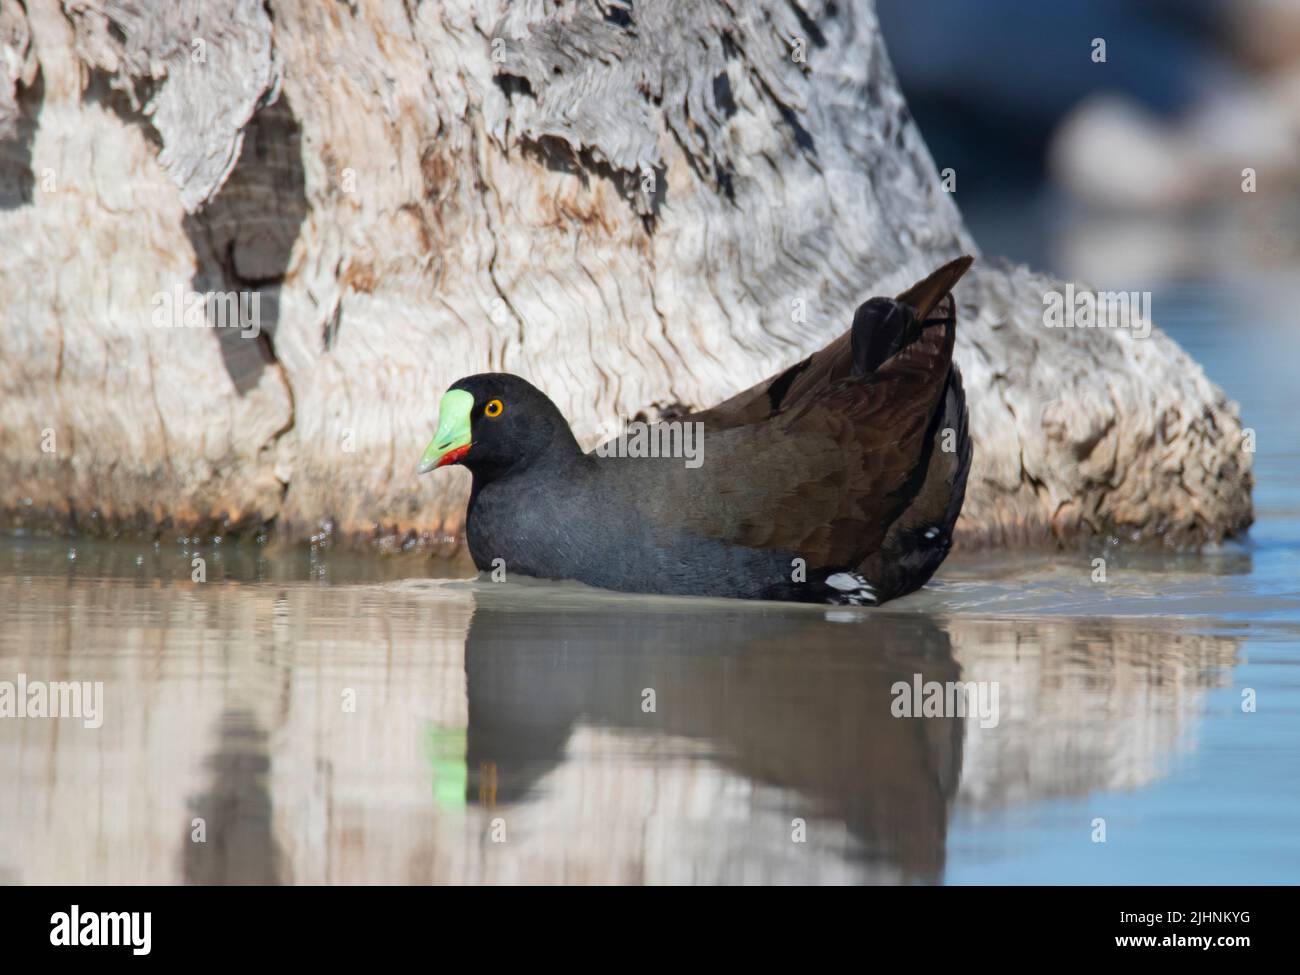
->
[671, 310, 958, 566]
[687, 256, 972, 431]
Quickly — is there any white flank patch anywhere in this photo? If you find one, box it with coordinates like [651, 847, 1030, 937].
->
[826, 573, 861, 591]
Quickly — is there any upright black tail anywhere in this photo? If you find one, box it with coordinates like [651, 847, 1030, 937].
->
[849, 255, 975, 377]
[850, 297, 920, 376]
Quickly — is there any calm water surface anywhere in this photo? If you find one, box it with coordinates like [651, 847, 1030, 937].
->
[2, 274, 1297, 885]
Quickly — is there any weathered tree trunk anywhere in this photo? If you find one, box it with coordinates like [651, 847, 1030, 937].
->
[0, 0, 1252, 551]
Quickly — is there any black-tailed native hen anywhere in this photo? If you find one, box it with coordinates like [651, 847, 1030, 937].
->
[418, 256, 974, 605]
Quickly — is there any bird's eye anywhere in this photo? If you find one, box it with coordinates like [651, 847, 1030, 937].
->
[484, 398, 504, 418]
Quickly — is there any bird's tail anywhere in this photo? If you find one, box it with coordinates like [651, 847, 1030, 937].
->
[849, 255, 974, 377]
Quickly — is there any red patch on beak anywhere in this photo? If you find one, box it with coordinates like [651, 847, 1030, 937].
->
[436, 444, 471, 468]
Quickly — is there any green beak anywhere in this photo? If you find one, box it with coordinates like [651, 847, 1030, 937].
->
[418, 389, 474, 474]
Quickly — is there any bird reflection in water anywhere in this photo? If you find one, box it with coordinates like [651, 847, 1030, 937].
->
[460, 589, 965, 882]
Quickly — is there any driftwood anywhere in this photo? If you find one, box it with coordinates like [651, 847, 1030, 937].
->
[0, 0, 1252, 551]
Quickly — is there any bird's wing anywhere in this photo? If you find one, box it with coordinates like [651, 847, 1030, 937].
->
[686, 256, 973, 430]
[655, 309, 958, 567]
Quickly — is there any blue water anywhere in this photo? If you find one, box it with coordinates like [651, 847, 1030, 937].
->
[944, 272, 1300, 884]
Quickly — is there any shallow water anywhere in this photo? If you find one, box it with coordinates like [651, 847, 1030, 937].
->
[2, 273, 1298, 885]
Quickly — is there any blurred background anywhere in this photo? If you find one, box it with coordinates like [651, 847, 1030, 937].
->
[880, 0, 1300, 530]
[879, 0, 1300, 281]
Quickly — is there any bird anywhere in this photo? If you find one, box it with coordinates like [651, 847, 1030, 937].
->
[418, 256, 974, 605]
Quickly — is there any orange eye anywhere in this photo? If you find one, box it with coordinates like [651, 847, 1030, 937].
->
[484, 399, 504, 418]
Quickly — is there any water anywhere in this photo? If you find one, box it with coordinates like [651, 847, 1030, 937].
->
[2, 273, 1297, 885]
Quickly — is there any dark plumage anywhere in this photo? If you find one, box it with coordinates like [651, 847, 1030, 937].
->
[419, 257, 974, 605]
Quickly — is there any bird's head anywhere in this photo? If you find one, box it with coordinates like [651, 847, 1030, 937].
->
[418, 373, 576, 480]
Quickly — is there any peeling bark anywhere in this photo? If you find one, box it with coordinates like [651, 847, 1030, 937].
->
[65, 0, 275, 210]
[0, 0, 1253, 552]
[0, 0, 38, 138]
